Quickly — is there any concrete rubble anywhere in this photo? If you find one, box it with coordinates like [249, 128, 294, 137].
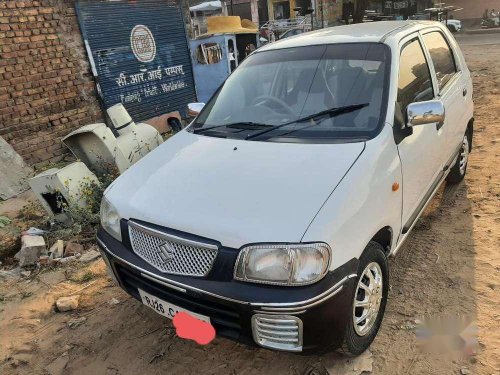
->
[20, 270, 31, 278]
[48, 240, 64, 259]
[58, 256, 77, 264]
[64, 241, 83, 257]
[14, 235, 46, 267]
[1, 231, 101, 273]
[79, 249, 100, 263]
[0, 267, 22, 281]
[55, 295, 80, 312]
[0, 135, 32, 201]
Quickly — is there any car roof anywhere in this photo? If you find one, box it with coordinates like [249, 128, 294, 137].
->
[259, 21, 440, 51]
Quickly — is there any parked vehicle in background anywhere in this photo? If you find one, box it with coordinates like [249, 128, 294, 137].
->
[98, 21, 474, 355]
[410, 13, 461, 32]
[279, 28, 305, 39]
[445, 18, 462, 32]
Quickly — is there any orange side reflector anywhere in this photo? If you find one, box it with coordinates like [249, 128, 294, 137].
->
[392, 182, 400, 192]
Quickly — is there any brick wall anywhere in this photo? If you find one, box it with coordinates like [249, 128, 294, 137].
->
[0, 0, 102, 168]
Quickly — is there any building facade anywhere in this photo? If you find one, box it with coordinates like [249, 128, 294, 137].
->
[365, 0, 434, 17]
[0, 0, 197, 168]
[0, 0, 102, 168]
[266, 0, 343, 27]
[225, 0, 267, 25]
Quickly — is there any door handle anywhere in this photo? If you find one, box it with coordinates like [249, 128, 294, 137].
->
[463, 88, 468, 97]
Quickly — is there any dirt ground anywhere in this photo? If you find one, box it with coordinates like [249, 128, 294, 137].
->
[0, 44, 499, 375]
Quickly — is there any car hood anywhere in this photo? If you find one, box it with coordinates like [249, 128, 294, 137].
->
[106, 131, 365, 249]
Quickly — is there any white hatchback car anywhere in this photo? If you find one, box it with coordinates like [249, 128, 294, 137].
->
[98, 21, 474, 355]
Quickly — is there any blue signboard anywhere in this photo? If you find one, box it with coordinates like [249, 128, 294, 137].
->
[76, 0, 197, 120]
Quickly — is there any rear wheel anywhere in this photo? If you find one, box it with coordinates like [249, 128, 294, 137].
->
[341, 242, 389, 356]
[447, 129, 470, 184]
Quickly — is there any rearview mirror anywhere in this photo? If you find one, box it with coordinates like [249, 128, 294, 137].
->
[188, 102, 205, 117]
[407, 100, 445, 128]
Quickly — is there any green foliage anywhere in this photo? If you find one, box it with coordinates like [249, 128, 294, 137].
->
[0, 216, 11, 228]
[72, 270, 96, 283]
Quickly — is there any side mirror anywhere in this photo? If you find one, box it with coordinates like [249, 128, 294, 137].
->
[188, 102, 205, 117]
[407, 100, 445, 128]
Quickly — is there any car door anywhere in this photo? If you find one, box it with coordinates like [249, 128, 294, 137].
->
[395, 34, 444, 234]
[421, 28, 467, 167]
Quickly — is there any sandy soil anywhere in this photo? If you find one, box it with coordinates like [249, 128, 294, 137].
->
[0, 44, 499, 375]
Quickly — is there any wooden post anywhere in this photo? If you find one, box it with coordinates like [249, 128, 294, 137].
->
[250, 0, 259, 24]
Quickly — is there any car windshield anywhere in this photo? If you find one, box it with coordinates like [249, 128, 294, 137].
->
[190, 43, 390, 143]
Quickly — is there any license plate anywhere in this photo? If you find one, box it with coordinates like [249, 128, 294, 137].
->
[138, 289, 210, 323]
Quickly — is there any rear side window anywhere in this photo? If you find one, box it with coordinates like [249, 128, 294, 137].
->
[422, 32, 457, 90]
[397, 39, 434, 113]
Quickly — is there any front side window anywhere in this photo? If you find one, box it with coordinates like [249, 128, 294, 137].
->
[397, 38, 434, 113]
[422, 31, 457, 90]
[190, 43, 391, 143]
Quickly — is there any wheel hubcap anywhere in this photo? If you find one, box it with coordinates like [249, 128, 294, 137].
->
[353, 262, 383, 336]
[459, 135, 469, 175]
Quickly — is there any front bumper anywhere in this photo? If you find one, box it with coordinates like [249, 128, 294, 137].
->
[97, 227, 358, 353]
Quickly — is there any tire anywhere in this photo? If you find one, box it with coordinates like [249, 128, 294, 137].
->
[447, 128, 471, 184]
[341, 241, 389, 356]
[447, 25, 457, 33]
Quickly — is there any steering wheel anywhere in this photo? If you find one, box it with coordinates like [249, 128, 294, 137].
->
[251, 95, 295, 117]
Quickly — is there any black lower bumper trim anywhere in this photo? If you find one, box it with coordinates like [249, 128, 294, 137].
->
[97, 229, 358, 352]
[115, 264, 246, 340]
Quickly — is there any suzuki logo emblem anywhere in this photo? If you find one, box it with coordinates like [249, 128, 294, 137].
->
[157, 242, 175, 264]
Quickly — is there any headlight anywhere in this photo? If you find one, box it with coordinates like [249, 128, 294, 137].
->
[100, 197, 122, 241]
[234, 243, 331, 286]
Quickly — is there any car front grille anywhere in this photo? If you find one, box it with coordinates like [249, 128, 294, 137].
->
[128, 221, 218, 277]
[252, 314, 303, 352]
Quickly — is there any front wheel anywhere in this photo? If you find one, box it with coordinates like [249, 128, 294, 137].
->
[447, 129, 471, 184]
[341, 241, 389, 356]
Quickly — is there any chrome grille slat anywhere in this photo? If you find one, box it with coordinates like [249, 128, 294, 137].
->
[256, 322, 298, 330]
[252, 314, 303, 352]
[259, 334, 299, 343]
[257, 328, 299, 337]
[128, 221, 218, 277]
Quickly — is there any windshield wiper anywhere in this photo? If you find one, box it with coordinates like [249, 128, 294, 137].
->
[193, 122, 272, 134]
[245, 103, 370, 140]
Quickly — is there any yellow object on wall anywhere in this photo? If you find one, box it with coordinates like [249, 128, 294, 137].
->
[206, 16, 258, 35]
